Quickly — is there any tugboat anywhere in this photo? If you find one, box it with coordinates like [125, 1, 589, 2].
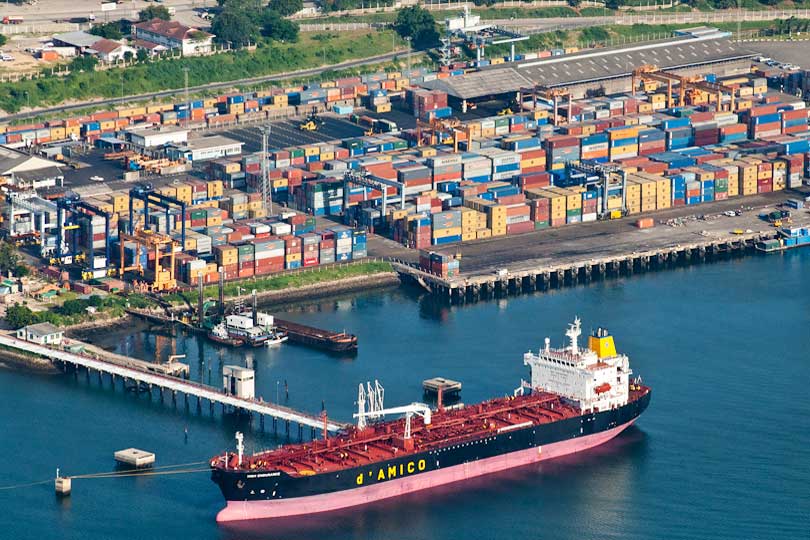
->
[207, 312, 287, 348]
[208, 322, 245, 347]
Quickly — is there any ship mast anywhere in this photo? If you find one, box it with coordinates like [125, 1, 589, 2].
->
[566, 317, 582, 355]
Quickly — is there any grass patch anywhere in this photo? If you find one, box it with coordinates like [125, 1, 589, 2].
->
[165, 261, 393, 305]
[0, 30, 400, 114]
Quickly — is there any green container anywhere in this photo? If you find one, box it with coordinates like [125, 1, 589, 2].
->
[566, 209, 581, 217]
[534, 221, 549, 230]
[495, 118, 509, 128]
[290, 148, 305, 158]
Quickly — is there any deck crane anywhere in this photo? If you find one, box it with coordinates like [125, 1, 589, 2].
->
[354, 380, 432, 450]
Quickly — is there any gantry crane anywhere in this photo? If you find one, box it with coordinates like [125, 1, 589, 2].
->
[128, 183, 187, 248]
[631, 64, 687, 109]
[118, 228, 179, 292]
[632, 65, 737, 112]
[53, 194, 112, 269]
[518, 85, 572, 125]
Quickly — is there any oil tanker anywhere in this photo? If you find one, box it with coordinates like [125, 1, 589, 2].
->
[210, 318, 651, 522]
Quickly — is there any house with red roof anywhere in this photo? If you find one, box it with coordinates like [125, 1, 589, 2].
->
[132, 18, 214, 56]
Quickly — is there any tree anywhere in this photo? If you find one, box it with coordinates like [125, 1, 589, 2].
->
[123, 51, 134, 62]
[212, 0, 264, 47]
[0, 35, 7, 48]
[6, 304, 36, 329]
[605, 0, 622, 9]
[69, 55, 98, 72]
[267, 0, 303, 16]
[394, 6, 439, 49]
[0, 242, 20, 276]
[139, 5, 172, 22]
[136, 48, 149, 63]
[89, 21, 124, 40]
[567, 0, 582, 6]
[262, 10, 299, 42]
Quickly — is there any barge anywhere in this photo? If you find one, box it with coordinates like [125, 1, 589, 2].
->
[274, 318, 358, 353]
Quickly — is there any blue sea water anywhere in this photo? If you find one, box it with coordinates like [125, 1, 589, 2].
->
[1, 251, 809, 540]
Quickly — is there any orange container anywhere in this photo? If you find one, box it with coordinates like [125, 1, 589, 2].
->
[635, 218, 655, 229]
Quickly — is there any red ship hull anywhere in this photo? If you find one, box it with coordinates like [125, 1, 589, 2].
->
[216, 418, 635, 522]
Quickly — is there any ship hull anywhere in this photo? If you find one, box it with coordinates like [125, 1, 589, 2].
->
[214, 390, 650, 522]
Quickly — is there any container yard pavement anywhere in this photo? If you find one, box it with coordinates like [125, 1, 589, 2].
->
[216, 116, 368, 153]
[415, 190, 810, 276]
[747, 40, 810, 71]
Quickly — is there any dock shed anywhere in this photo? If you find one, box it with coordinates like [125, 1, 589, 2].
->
[421, 31, 756, 104]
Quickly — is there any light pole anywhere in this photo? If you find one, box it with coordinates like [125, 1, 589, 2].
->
[405, 36, 411, 73]
[24, 91, 29, 111]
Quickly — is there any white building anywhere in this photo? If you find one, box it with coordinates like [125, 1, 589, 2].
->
[17, 322, 64, 346]
[125, 126, 189, 148]
[89, 38, 137, 63]
[132, 18, 214, 56]
[223, 365, 255, 399]
[166, 135, 243, 162]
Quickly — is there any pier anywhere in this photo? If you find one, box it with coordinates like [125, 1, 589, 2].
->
[390, 195, 810, 304]
[0, 334, 348, 434]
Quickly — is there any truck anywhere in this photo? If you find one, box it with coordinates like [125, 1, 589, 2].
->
[2, 16, 24, 25]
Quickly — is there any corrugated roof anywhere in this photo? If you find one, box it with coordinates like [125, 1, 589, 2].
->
[422, 69, 533, 100]
[422, 35, 757, 99]
[52, 31, 100, 49]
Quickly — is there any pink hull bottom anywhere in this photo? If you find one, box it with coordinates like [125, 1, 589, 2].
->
[217, 419, 635, 523]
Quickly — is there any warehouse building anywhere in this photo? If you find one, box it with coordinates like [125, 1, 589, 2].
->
[125, 126, 190, 149]
[0, 146, 64, 189]
[167, 136, 244, 162]
[421, 28, 756, 110]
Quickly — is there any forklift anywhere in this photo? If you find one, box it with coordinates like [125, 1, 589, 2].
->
[299, 107, 325, 131]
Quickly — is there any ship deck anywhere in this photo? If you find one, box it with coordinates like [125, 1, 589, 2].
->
[211, 387, 650, 477]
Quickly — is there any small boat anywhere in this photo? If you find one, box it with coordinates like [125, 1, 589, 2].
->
[264, 330, 289, 347]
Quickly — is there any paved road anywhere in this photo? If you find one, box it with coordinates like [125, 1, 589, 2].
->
[2, 0, 217, 22]
[1, 49, 413, 122]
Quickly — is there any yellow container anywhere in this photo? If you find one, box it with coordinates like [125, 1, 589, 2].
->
[111, 193, 129, 214]
[476, 228, 492, 239]
[207, 180, 224, 199]
[49, 127, 66, 140]
[433, 227, 461, 238]
[174, 183, 193, 204]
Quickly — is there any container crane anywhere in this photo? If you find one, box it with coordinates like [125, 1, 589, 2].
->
[519, 85, 572, 125]
[128, 183, 187, 248]
[53, 194, 112, 271]
[118, 228, 179, 292]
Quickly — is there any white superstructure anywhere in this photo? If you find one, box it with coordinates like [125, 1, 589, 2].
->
[523, 318, 631, 413]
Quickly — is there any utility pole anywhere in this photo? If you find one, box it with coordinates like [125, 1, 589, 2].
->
[259, 125, 273, 215]
[182, 66, 190, 127]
